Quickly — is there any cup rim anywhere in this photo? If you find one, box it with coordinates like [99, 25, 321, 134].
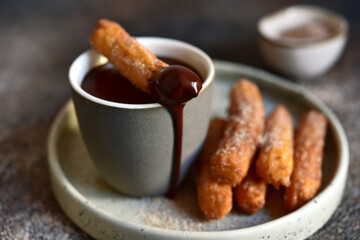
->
[69, 37, 215, 110]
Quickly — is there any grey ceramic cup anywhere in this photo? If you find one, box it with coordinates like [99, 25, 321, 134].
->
[69, 37, 215, 196]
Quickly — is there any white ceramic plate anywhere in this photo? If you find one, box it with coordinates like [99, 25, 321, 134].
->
[48, 60, 349, 240]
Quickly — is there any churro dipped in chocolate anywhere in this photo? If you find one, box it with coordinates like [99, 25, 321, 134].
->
[256, 105, 294, 189]
[90, 19, 202, 106]
[210, 80, 264, 186]
[196, 118, 233, 220]
[234, 160, 267, 214]
[285, 111, 327, 211]
[90, 19, 168, 94]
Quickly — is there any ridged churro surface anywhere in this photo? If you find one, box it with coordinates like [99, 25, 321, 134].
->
[210, 80, 264, 186]
[285, 111, 327, 211]
[256, 105, 293, 189]
[90, 19, 168, 93]
[196, 118, 232, 220]
[234, 163, 267, 214]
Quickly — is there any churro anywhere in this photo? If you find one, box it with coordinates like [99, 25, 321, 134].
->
[210, 79, 264, 186]
[90, 19, 168, 93]
[196, 118, 232, 219]
[285, 111, 327, 211]
[256, 105, 293, 189]
[234, 161, 267, 214]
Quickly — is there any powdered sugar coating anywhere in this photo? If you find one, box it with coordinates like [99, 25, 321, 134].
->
[256, 105, 294, 189]
[210, 79, 264, 186]
[285, 110, 327, 211]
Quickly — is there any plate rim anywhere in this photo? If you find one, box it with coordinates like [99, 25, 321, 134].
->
[48, 60, 349, 239]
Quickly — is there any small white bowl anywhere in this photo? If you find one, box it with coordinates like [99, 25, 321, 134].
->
[258, 5, 349, 79]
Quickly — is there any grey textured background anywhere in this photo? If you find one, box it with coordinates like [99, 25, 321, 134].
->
[0, 0, 359, 239]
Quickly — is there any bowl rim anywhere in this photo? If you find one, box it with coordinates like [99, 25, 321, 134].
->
[257, 4, 349, 48]
[68, 37, 215, 110]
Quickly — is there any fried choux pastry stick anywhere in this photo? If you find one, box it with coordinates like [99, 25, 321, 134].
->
[210, 80, 264, 186]
[90, 19, 168, 93]
[256, 105, 294, 189]
[196, 118, 233, 220]
[285, 111, 327, 211]
[234, 160, 267, 214]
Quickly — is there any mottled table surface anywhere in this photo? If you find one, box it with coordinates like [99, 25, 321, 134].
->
[0, 0, 359, 239]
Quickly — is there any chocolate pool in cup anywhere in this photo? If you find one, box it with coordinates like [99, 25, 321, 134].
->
[69, 37, 215, 196]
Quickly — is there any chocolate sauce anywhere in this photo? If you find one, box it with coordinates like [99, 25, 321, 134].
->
[82, 57, 202, 198]
[81, 63, 156, 104]
[148, 65, 202, 198]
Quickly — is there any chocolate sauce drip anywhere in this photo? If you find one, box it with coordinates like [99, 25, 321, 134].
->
[164, 104, 184, 198]
[149, 65, 202, 198]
